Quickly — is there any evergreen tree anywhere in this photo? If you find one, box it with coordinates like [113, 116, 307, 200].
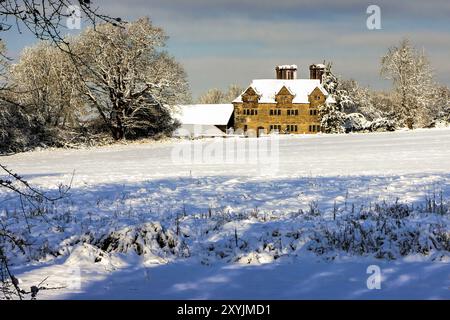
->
[319, 63, 347, 133]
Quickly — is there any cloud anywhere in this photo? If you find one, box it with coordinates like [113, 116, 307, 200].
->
[4, 0, 449, 97]
[98, 0, 450, 21]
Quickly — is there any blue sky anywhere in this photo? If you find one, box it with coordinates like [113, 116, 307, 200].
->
[2, 0, 449, 98]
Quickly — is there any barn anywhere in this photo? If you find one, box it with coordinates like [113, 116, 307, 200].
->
[172, 104, 234, 137]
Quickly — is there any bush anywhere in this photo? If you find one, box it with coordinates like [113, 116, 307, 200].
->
[0, 102, 60, 153]
[308, 201, 449, 259]
[344, 113, 371, 133]
[369, 118, 396, 132]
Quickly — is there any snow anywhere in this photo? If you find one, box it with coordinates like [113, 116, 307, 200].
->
[12, 256, 449, 299]
[173, 124, 228, 137]
[276, 65, 298, 70]
[233, 79, 328, 104]
[173, 104, 233, 126]
[1, 128, 450, 299]
[325, 95, 336, 104]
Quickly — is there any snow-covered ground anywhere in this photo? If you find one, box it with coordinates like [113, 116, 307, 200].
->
[1, 128, 449, 299]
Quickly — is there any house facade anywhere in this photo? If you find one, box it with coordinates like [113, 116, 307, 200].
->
[233, 64, 333, 135]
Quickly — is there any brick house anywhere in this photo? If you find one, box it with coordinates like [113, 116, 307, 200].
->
[233, 64, 334, 135]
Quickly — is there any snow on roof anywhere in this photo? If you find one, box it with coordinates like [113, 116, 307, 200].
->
[233, 79, 328, 104]
[312, 63, 326, 68]
[276, 64, 298, 70]
[173, 124, 227, 137]
[173, 104, 233, 126]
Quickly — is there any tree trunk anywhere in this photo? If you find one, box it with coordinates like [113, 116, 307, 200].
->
[111, 126, 124, 140]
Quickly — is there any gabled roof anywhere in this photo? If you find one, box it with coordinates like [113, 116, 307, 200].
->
[242, 86, 261, 97]
[173, 104, 233, 126]
[277, 85, 295, 96]
[173, 124, 227, 137]
[233, 79, 328, 104]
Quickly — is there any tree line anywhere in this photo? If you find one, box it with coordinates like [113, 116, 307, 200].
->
[0, 17, 191, 153]
[319, 39, 449, 133]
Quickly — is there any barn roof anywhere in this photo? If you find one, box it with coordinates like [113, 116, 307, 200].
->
[173, 104, 234, 126]
[233, 79, 329, 104]
[173, 124, 228, 137]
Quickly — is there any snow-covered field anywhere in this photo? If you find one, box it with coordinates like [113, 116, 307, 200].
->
[1, 128, 449, 299]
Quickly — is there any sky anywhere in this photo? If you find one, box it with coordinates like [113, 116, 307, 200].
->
[1, 0, 449, 99]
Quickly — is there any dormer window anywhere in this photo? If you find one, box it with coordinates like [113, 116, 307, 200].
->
[275, 86, 294, 106]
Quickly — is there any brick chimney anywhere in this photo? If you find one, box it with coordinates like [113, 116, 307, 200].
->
[276, 65, 297, 80]
[309, 64, 326, 83]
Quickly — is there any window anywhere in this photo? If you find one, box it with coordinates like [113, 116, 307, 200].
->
[255, 110, 258, 115]
[250, 109, 254, 115]
[316, 96, 321, 100]
[271, 109, 281, 116]
[270, 110, 273, 116]
[287, 110, 291, 116]
[310, 109, 318, 116]
[294, 109, 299, 115]
[270, 125, 281, 132]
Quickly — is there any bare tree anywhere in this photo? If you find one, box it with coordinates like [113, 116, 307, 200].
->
[225, 84, 243, 102]
[198, 88, 225, 104]
[197, 84, 243, 104]
[381, 39, 436, 128]
[0, 41, 8, 88]
[9, 41, 84, 127]
[72, 17, 190, 139]
[9, 42, 82, 126]
[0, 0, 121, 44]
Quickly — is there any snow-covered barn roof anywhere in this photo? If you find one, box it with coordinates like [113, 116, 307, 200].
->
[173, 104, 234, 126]
[173, 124, 228, 137]
[233, 79, 329, 104]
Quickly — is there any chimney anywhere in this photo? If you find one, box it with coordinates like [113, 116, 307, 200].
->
[309, 63, 326, 83]
[276, 65, 297, 80]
